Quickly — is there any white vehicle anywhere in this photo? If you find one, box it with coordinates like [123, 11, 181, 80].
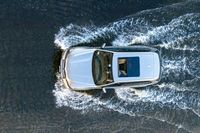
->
[60, 45, 161, 91]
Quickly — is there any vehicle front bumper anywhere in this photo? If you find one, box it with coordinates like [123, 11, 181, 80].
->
[60, 47, 73, 89]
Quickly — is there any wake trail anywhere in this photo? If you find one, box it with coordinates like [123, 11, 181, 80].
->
[53, 74, 200, 133]
[53, 2, 200, 132]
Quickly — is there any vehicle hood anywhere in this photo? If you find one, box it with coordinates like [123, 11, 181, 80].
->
[66, 48, 97, 90]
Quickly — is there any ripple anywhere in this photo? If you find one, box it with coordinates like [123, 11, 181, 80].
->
[53, 1, 200, 132]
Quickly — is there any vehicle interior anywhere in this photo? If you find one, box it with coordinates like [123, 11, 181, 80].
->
[118, 58, 128, 77]
[92, 50, 113, 85]
[118, 57, 140, 77]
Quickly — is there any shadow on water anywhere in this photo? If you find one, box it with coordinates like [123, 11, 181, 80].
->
[53, 48, 62, 74]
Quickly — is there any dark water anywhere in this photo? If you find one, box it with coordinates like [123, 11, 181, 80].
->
[1, 0, 200, 132]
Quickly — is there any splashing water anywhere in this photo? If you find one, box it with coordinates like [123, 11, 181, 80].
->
[53, 3, 200, 132]
[55, 13, 200, 49]
[53, 74, 101, 111]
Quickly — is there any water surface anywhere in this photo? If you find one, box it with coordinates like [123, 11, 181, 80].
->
[1, 0, 200, 133]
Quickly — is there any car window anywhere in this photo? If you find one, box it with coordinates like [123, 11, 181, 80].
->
[118, 57, 140, 77]
[92, 50, 113, 85]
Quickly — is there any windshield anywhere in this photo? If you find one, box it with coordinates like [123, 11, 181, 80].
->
[92, 50, 113, 85]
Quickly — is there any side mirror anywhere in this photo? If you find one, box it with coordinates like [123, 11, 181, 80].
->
[101, 43, 106, 48]
[102, 88, 107, 93]
[102, 87, 114, 93]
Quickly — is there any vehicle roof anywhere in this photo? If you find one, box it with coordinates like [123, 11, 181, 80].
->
[112, 51, 160, 83]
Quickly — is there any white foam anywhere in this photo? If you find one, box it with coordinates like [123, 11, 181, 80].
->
[130, 13, 200, 50]
[54, 13, 200, 108]
[53, 9, 200, 133]
[53, 74, 103, 112]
